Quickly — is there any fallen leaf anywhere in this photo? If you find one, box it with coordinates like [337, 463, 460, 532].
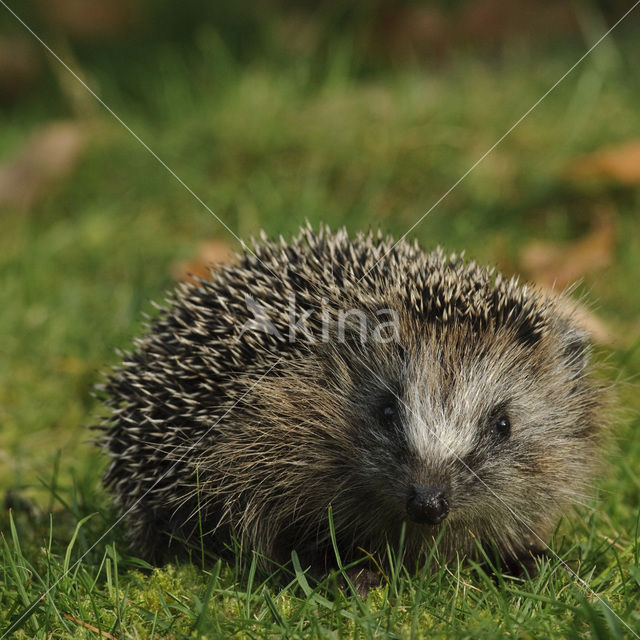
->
[518, 211, 616, 345]
[519, 211, 616, 291]
[566, 139, 640, 186]
[172, 239, 236, 284]
[554, 296, 613, 346]
[0, 121, 87, 211]
[61, 612, 118, 640]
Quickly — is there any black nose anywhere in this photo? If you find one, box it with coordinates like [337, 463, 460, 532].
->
[406, 485, 449, 525]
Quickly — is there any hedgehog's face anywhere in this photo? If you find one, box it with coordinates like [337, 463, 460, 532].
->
[341, 320, 600, 555]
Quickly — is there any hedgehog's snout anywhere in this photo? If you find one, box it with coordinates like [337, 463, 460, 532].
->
[406, 485, 449, 525]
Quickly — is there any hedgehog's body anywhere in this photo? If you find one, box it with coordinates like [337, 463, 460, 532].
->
[99, 226, 604, 587]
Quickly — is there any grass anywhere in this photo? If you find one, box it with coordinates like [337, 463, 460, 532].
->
[1, 8, 640, 639]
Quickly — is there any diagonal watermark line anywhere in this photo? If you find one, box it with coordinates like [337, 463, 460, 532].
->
[354, 354, 639, 640]
[0, 357, 283, 639]
[356, 0, 640, 286]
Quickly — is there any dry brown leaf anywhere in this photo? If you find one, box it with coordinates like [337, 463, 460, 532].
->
[518, 212, 616, 345]
[556, 297, 613, 346]
[0, 121, 87, 211]
[172, 240, 236, 284]
[61, 612, 118, 640]
[519, 212, 616, 291]
[566, 140, 640, 186]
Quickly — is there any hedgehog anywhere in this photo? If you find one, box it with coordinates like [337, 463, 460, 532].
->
[97, 224, 605, 594]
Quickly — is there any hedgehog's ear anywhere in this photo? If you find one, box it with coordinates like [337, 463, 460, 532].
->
[559, 321, 590, 376]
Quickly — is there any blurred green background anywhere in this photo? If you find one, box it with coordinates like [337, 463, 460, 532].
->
[1, 0, 640, 636]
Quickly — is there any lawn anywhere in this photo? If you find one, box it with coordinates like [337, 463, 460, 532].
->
[1, 3, 640, 638]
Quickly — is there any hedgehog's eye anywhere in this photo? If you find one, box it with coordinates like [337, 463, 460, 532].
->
[493, 415, 511, 439]
[379, 397, 400, 428]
